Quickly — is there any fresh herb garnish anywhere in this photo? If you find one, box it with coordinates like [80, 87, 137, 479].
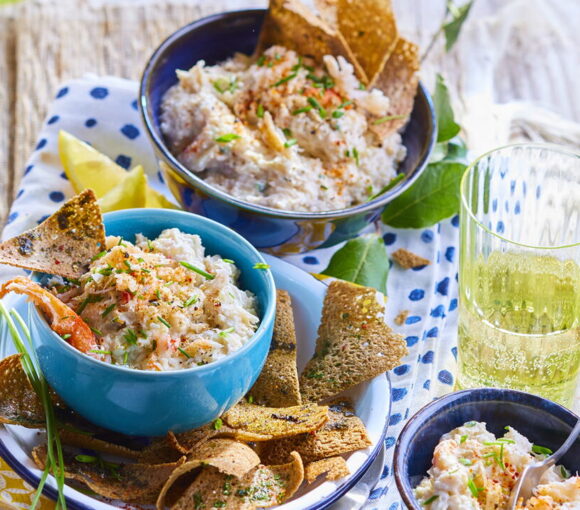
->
[91, 250, 107, 261]
[253, 262, 270, 270]
[560, 465, 571, 479]
[75, 454, 98, 463]
[178, 347, 191, 359]
[89, 326, 103, 336]
[532, 444, 553, 456]
[155, 289, 161, 300]
[213, 418, 223, 430]
[158, 316, 171, 329]
[215, 133, 241, 143]
[183, 295, 198, 307]
[89, 349, 112, 355]
[422, 495, 439, 505]
[256, 104, 264, 118]
[222, 259, 234, 264]
[256, 55, 266, 67]
[292, 106, 312, 115]
[179, 261, 215, 280]
[273, 72, 297, 87]
[218, 327, 235, 337]
[284, 139, 297, 148]
[123, 260, 132, 271]
[123, 351, 129, 365]
[123, 329, 138, 345]
[460, 434, 468, 444]
[372, 114, 406, 125]
[352, 147, 360, 166]
[338, 100, 353, 108]
[464, 421, 477, 427]
[61, 333, 72, 340]
[332, 110, 345, 119]
[77, 294, 103, 314]
[305, 371, 324, 379]
[467, 477, 484, 498]
[459, 458, 472, 466]
[307, 97, 327, 118]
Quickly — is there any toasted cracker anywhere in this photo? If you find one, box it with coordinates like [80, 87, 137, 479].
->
[250, 290, 301, 407]
[391, 248, 430, 269]
[59, 428, 140, 460]
[222, 402, 328, 440]
[299, 280, 408, 403]
[0, 189, 105, 278]
[336, 0, 398, 87]
[394, 309, 410, 326]
[0, 354, 45, 427]
[257, 0, 367, 83]
[32, 445, 185, 504]
[138, 431, 188, 463]
[162, 452, 304, 510]
[156, 440, 261, 509]
[260, 399, 371, 464]
[371, 37, 420, 137]
[305, 456, 350, 483]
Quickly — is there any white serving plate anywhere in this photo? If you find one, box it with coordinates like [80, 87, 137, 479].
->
[0, 255, 390, 510]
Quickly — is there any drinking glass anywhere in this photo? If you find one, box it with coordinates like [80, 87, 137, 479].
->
[458, 144, 580, 407]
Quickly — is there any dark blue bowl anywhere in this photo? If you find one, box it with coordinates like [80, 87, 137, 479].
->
[140, 9, 436, 254]
[394, 388, 580, 509]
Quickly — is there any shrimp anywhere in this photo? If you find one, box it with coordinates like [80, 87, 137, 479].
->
[0, 277, 96, 353]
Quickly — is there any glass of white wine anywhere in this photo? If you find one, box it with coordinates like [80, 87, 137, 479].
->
[458, 144, 580, 408]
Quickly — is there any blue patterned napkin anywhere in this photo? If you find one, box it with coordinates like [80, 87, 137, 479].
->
[2, 75, 459, 509]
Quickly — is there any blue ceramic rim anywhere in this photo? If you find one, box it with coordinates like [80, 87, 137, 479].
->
[139, 8, 437, 221]
[30, 207, 276, 378]
[0, 373, 391, 509]
[393, 387, 580, 510]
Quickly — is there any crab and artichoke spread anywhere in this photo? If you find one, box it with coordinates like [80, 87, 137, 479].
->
[415, 421, 580, 509]
[53, 228, 259, 371]
[160, 45, 406, 212]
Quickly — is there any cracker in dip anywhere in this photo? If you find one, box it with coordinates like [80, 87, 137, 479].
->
[53, 228, 259, 371]
[415, 421, 579, 509]
[160, 45, 406, 212]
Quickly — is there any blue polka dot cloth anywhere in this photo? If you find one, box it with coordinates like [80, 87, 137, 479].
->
[1, 77, 460, 509]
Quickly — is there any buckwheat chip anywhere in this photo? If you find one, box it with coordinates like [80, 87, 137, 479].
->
[391, 248, 430, 269]
[0, 189, 105, 278]
[250, 290, 301, 407]
[300, 280, 408, 403]
[305, 456, 350, 483]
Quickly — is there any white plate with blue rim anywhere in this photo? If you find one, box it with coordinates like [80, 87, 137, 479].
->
[0, 255, 390, 510]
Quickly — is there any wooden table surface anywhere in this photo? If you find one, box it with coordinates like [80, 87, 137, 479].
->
[0, 0, 578, 506]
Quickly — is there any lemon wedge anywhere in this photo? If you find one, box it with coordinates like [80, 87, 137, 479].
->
[58, 130, 178, 211]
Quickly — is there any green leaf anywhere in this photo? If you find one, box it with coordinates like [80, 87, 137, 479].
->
[443, 0, 474, 52]
[381, 160, 466, 228]
[321, 234, 389, 294]
[434, 74, 461, 143]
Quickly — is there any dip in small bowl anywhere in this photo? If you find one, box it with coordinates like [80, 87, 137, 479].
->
[140, 9, 436, 254]
[28, 209, 276, 436]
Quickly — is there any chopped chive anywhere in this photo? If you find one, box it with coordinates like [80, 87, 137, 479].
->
[320, 184, 328, 190]
[561, 465, 571, 479]
[282, 128, 292, 137]
[123, 351, 129, 365]
[218, 327, 235, 338]
[155, 289, 161, 300]
[61, 333, 72, 340]
[465, 421, 477, 427]
[222, 259, 234, 264]
[292, 106, 312, 115]
[91, 250, 107, 261]
[117, 238, 125, 246]
[253, 262, 270, 270]
[90, 349, 112, 355]
[482, 452, 495, 458]
[89, 327, 103, 336]
[291, 56, 303, 71]
[178, 347, 192, 359]
[273, 72, 297, 87]
[458, 458, 472, 466]
[123, 329, 138, 345]
[213, 79, 228, 93]
[158, 316, 171, 328]
[147, 239, 154, 251]
[247, 395, 254, 404]
[484, 439, 515, 446]
[332, 110, 345, 119]
[467, 477, 483, 498]
[532, 444, 553, 455]
[307, 97, 327, 118]
[98, 266, 113, 276]
[164, 280, 174, 287]
[358, 83, 366, 90]
[372, 114, 406, 125]
[422, 495, 439, 505]
[460, 434, 468, 444]
[183, 295, 198, 307]
[344, 149, 351, 157]
[215, 133, 241, 143]
[213, 418, 223, 430]
[77, 294, 103, 314]
[257, 104, 264, 118]
[338, 100, 353, 108]
[352, 147, 360, 165]
[75, 454, 98, 463]
[284, 139, 297, 148]
[124, 260, 132, 271]
[179, 261, 215, 280]
[256, 55, 266, 67]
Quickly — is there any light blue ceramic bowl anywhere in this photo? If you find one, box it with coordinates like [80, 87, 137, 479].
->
[28, 209, 276, 437]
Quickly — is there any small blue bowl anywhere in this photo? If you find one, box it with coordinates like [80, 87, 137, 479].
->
[28, 209, 276, 437]
[394, 388, 580, 509]
[139, 9, 436, 254]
